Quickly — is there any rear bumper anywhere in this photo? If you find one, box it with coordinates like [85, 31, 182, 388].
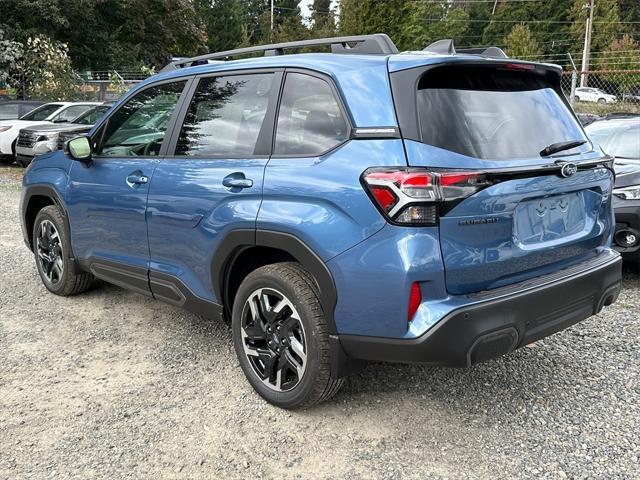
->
[338, 250, 622, 367]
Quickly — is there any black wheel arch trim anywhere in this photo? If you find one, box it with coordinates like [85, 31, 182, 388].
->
[212, 229, 339, 335]
[22, 185, 81, 273]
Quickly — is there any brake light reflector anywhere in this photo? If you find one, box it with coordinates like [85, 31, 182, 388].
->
[408, 282, 421, 321]
[370, 187, 397, 211]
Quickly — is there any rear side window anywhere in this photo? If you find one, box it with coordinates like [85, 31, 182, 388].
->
[274, 73, 348, 156]
[175, 73, 274, 156]
[416, 66, 588, 160]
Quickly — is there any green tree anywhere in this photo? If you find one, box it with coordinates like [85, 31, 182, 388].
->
[310, 0, 336, 37]
[569, 0, 623, 60]
[596, 34, 640, 71]
[504, 24, 543, 61]
[196, 0, 245, 53]
[0, 29, 81, 100]
[339, 0, 409, 49]
[401, 1, 469, 51]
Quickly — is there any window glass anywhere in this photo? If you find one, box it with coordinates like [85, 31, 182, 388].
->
[53, 105, 93, 122]
[274, 73, 348, 156]
[585, 120, 640, 159]
[73, 106, 110, 125]
[176, 74, 274, 156]
[98, 81, 185, 157]
[416, 66, 588, 160]
[0, 103, 19, 120]
[20, 104, 62, 121]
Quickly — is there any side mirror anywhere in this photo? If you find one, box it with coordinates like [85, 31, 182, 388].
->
[65, 136, 92, 162]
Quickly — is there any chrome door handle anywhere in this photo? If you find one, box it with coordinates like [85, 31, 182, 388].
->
[223, 174, 253, 189]
[126, 173, 148, 187]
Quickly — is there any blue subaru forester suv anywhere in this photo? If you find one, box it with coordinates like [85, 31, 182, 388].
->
[20, 35, 622, 408]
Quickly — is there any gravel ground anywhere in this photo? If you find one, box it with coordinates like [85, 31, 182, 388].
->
[0, 166, 638, 479]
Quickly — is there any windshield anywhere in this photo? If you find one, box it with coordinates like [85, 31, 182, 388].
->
[72, 105, 110, 125]
[416, 66, 589, 160]
[20, 103, 62, 121]
[585, 120, 640, 159]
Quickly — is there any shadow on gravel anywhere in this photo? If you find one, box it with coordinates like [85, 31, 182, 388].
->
[75, 263, 637, 418]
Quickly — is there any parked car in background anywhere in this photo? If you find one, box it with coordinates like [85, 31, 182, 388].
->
[0, 102, 100, 163]
[15, 103, 113, 167]
[21, 35, 622, 409]
[585, 115, 640, 262]
[576, 112, 600, 126]
[0, 100, 45, 121]
[622, 86, 640, 104]
[575, 87, 617, 104]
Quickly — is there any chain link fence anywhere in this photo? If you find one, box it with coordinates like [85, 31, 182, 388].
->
[561, 70, 640, 115]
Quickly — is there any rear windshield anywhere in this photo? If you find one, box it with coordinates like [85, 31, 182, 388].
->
[416, 66, 588, 160]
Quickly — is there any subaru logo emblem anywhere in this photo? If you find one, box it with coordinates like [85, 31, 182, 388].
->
[559, 162, 578, 178]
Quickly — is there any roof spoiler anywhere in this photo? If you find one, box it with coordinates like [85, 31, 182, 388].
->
[162, 34, 399, 72]
[423, 39, 508, 59]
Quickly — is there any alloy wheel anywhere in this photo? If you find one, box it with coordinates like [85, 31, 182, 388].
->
[240, 288, 307, 392]
[36, 219, 64, 286]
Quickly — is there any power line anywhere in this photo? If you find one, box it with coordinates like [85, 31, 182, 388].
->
[422, 18, 640, 24]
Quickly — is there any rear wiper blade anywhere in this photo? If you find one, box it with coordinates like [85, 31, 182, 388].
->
[539, 139, 587, 157]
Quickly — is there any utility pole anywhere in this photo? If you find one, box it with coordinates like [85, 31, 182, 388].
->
[271, 0, 274, 40]
[580, 0, 595, 87]
[492, 0, 499, 15]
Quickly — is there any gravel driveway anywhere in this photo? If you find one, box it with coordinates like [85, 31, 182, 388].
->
[0, 166, 638, 479]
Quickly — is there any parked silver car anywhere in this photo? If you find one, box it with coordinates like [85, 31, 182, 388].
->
[15, 104, 112, 167]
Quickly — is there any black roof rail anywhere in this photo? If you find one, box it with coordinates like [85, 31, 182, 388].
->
[423, 39, 508, 59]
[162, 34, 399, 71]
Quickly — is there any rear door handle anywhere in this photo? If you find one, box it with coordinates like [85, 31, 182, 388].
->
[126, 173, 149, 187]
[223, 173, 253, 189]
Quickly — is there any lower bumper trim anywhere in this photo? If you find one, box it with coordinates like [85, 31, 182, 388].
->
[339, 251, 622, 367]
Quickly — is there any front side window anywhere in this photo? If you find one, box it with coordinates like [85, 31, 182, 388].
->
[98, 81, 185, 157]
[274, 73, 348, 156]
[53, 105, 93, 123]
[416, 66, 588, 160]
[20, 104, 62, 121]
[73, 106, 110, 125]
[175, 73, 274, 156]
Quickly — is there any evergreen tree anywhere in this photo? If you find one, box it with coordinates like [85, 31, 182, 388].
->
[196, 0, 245, 53]
[504, 24, 543, 61]
[401, 1, 469, 51]
[596, 34, 640, 71]
[310, 0, 336, 37]
[569, 0, 623, 61]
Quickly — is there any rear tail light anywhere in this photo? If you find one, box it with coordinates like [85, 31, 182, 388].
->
[362, 168, 491, 226]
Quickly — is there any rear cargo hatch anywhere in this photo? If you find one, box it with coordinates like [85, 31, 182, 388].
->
[390, 61, 615, 295]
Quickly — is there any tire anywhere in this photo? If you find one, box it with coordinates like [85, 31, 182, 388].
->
[598, 98, 606, 104]
[32, 205, 94, 296]
[232, 262, 344, 409]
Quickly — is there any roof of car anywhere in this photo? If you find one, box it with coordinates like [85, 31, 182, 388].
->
[586, 116, 640, 129]
[123, 36, 563, 128]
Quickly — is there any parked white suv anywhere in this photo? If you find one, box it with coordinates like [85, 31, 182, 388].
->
[0, 102, 100, 162]
[574, 87, 617, 104]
